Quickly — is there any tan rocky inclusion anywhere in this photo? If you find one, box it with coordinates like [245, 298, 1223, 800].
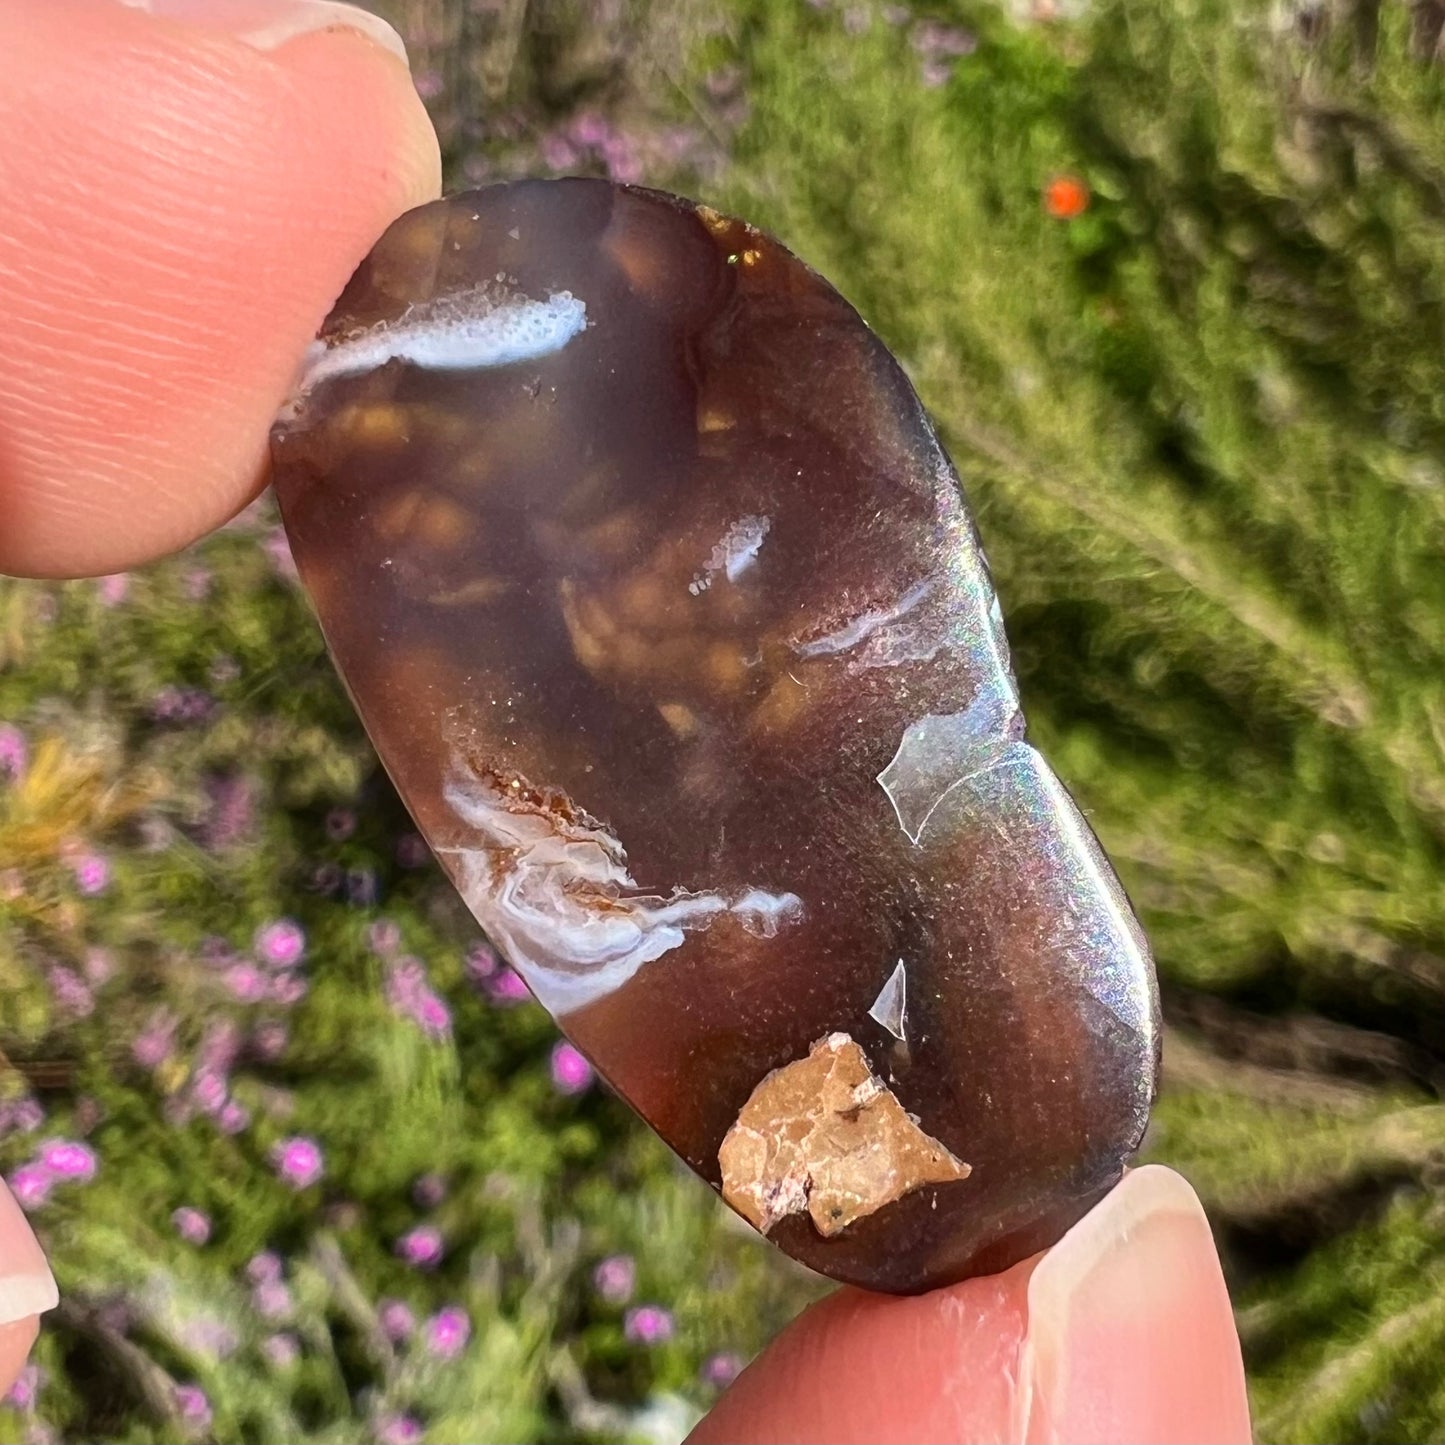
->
[272, 179, 1160, 1293]
[719, 1033, 971, 1237]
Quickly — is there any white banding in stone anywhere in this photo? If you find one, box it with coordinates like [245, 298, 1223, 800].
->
[439, 759, 802, 1015]
[294, 288, 588, 396]
[792, 579, 933, 658]
[690, 515, 771, 595]
[868, 959, 908, 1042]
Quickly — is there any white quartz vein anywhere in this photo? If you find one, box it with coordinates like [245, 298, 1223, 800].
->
[439, 759, 801, 1015]
[293, 287, 587, 397]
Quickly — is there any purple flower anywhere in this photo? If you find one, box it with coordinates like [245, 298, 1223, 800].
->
[412, 1173, 447, 1208]
[199, 936, 237, 967]
[310, 862, 342, 895]
[200, 1019, 242, 1071]
[570, 110, 612, 148]
[255, 919, 305, 968]
[549, 1041, 594, 1095]
[345, 867, 378, 907]
[919, 56, 951, 86]
[83, 947, 114, 985]
[423, 1306, 471, 1359]
[38, 1138, 96, 1180]
[9, 1099, 43, 1134]
[71, 852, 110, 895]
[172, 1207, 211, 1245]
[96, 573, 130, 606]
[700, 1351, 744, 1388]
[203, 773, 255, 849]
[843, 5, 870, 33]
[0, 724, 26, 783]
[151, 685, 215, 726]
[624, 1304, 674, 1346]
[912, 19, 976, 56]
[324, 807, 356, 842]
[395, 833, 430, 869]
[183, 566, 212, 601]
[273, 1135, 323, 1189]
[224, 962, 267, 1003]
[7, 1165, 50, 1210]
[270, 971, 308, 1006]
[367, 919, 402, 956]
[47, 965, 93, 1017]
[396, 1225, 444, 1268]
[601, 134, 642, 185]
[413, 67, 444, 99]
[133, 1019, 175, 1069]
[386, 960, 451, 1037]
[4, 1363, 40, 1407]
[246, 1251, 283, 1284]
[377, 1413, 424, 1445]
[378, 1298, 416, 1342]
[252, 1279, 293, 1321]
[485, 967, 531, 1006]
[217, 1100, 250, 1135]
[191, 1068, 228, 1114]
[251, 1020, 289, 1059]
[191, 1317, 239, 1360]
[262, 1332, 300, 1368]
[592, 1254, 635, 1305]
[174, 1384, 211, 1428]
[463, 942, 498, 981]
[541, 133, 578, 171]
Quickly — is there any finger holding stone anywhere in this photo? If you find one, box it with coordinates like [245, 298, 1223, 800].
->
[689, 1167, 1252, 1445]
[0, 0, 441, 578]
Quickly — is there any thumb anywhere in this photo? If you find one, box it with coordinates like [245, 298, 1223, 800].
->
[0, 1181, 58, 1399]
[689, 1166, 1252, 1445]
[0, 0, 440, 578]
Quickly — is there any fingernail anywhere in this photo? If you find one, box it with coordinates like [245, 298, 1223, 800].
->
[0, 1184, 57, 1325]
[114, 0, 410, 64]
[1021, 1165, 1252, 1444]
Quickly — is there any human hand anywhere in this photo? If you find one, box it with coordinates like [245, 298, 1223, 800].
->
[0, 3, 1251, 1438]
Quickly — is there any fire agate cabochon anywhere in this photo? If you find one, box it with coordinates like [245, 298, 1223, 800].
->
[272, 179, 1160, 1293]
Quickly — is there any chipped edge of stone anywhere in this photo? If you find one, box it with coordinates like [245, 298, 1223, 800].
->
[718, 1032, 970, 1239]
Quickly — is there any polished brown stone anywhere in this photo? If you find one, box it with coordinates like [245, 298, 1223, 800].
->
[271, 179, 1160, 1294]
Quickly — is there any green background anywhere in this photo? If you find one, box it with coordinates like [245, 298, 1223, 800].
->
[1, 0, 1440, 1440]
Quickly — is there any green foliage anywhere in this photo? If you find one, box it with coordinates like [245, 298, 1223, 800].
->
[1, 0, 1440, 1441]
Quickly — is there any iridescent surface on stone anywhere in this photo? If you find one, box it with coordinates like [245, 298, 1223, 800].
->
[271, 179, 1160, 1294]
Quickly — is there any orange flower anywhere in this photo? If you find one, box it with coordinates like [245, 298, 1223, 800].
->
[1044, 174, 1090, 219]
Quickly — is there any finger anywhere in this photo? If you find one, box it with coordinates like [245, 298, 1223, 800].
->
[0, 0, 441, 578]
[689, 1166, 1251, 1445]
[0, 1181, 58, 1397]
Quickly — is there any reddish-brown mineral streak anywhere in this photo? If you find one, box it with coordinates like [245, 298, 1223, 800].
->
[720, 1033, 971, 1237]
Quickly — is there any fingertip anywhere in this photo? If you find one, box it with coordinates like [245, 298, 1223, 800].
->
[691, 1169, 1251, 1445]
[0, 1317, 40, 1401]
[0, 1181, 57, 1327]
[0, 0, 441, 577]
[1022, 1166, 1251, 1444]
[688, 1264, 1035, 1444]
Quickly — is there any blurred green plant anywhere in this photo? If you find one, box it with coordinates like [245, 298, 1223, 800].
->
[0, 1, 1440, 1442]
